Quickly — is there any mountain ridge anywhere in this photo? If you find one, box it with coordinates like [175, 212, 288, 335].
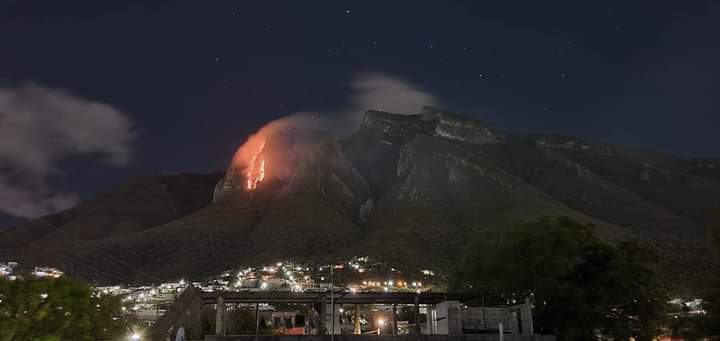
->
[1, 107, 717, 295]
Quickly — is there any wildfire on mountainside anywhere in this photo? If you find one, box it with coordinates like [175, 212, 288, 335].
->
[246, 141, 266, 190]
[231, 132, 268, 191]
[228, 113, 327, 192]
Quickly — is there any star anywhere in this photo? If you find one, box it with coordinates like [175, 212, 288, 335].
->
[345, 9, 351, 14]
[215, 57, 221, 62]
[560, 72, 566, 78]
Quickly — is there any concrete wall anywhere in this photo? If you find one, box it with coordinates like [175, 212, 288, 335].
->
[434, 301, 462, 335]
[203, 335, 556, 341]
[461, 307, 518, 334]
[433, 301, 530, 335]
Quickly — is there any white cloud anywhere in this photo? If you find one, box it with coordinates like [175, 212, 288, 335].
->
[0, 83, 135, 218]
[350, 72, 439, 114]
[326, 72, 440, 137]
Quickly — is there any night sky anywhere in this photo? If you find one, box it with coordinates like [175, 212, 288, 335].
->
[1, 0, 719, 226]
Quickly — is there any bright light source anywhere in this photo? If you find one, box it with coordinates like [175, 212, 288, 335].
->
[339, 308, 344, 313]
[130, 333, 141, 341]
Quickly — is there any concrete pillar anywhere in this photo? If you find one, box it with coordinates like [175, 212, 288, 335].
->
[324, 302, 341, 334]
[353, 304, 361, 335]
[392, 304, 398, 334]
[427, 305, 436, 334]
[522, 297, 534, 335]
[414, 294, 421, 336]
[320, 298, 327, 334]
[215, 296, 225, 336]
[255, 303, 260, 336]
[306, 305, 312, 334]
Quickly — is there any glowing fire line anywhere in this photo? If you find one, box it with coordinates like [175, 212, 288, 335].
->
[245, 141, 266, 190]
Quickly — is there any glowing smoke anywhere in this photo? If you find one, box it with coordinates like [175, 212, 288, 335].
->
[227, 72, 438, 191]
[228, 113, 326, 191]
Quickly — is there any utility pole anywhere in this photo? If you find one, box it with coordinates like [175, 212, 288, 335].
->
[414, 293, 421, 337]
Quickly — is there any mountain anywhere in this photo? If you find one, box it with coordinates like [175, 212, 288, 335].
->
[1, 107, 717, 294]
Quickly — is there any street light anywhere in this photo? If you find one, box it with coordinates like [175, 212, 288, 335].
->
[130, 333, 141, 341]
[377, 319, 385, 335]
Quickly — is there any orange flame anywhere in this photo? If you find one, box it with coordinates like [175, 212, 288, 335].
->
[230, 114, 323, 193]
[245, 140, 266, 190]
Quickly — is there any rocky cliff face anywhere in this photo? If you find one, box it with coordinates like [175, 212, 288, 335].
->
[2, 107, 717, 294]
[421, 107, 503, 144]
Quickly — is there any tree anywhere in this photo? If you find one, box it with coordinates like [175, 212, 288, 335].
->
[663, 208, 720, 340]
[453, 215, 670, 341]
[697, 208, 720, 337]
[0, 276, 133, 341]
[700, 279, 720, 337]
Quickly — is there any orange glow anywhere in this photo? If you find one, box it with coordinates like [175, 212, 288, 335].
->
[228, 113, 324, 193]
[245, 140, 266, 190]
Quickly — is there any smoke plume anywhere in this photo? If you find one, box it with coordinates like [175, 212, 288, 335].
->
[330, 72, 440, 137]
[227, 72, 438, 189]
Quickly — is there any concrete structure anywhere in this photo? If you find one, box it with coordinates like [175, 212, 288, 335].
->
[151, 289, 548, 341]
[204, 336, 555, 341]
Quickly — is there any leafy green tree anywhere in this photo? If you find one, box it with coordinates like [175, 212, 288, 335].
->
[453, 215, 670, 341]
[0, 276, 133, 341]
